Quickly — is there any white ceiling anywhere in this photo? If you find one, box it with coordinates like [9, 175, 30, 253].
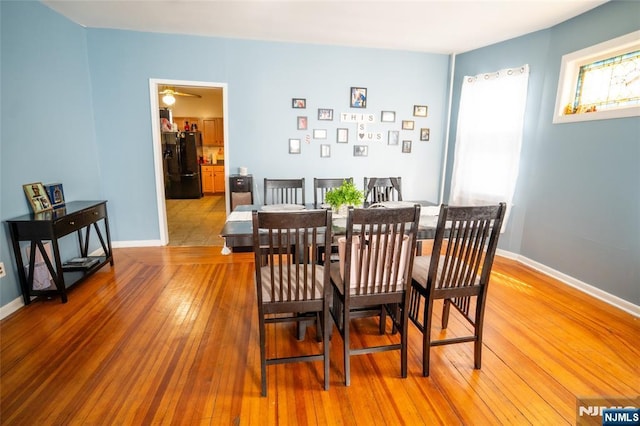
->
[42, 0, 607, 54]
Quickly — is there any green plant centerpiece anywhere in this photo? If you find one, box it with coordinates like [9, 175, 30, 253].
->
[324, 180, 364, 214]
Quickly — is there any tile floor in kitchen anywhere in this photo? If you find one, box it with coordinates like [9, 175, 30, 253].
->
[165, 194, 227, 246]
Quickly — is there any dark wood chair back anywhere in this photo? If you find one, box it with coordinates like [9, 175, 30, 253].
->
[329, 205, 420, 385]
[264, 178, 305, 205]
[363, 177, 402, 203]
[408, 202, 506, 376]
[313, 177, 353, 208]
[252, 208, 332, 395]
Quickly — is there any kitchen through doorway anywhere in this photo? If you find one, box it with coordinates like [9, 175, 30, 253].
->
[150, 79, 229, 246]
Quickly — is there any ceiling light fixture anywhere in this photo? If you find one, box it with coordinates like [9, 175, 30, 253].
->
[162, 93, 176, 106]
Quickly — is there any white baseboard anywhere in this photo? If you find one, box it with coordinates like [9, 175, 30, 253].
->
[112, 239, 163, 248]
[497, 249, 639, 318]
[0, 297, 25, 320]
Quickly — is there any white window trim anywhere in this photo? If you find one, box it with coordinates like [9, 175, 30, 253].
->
[553, 30, 640, 124]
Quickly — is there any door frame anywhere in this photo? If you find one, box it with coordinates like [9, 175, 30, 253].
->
[148, 78, 229, 245]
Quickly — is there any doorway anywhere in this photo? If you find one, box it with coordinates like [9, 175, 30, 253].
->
[149, 78, 229, 246]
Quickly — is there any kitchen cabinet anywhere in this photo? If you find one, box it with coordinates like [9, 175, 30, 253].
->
[203, 118, 224, 146]
[201, 165, 224, 193]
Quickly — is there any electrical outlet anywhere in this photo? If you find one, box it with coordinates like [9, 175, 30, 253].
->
[0, 262, 6, 278]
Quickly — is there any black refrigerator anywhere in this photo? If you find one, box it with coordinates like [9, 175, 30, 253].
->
[163, 131, 203, 199]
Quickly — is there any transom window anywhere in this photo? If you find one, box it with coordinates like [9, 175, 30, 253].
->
[554, 30, 640, 123]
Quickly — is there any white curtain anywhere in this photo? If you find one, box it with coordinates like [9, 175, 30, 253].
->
[449, 65, 530, 226]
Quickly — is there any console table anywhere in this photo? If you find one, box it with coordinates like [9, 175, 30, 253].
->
[6, 200, 114, 304]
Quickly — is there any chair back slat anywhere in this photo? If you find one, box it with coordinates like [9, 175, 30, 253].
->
[253, 209, 330, 304]
[264, 178, 305, 205]
[363, 177, 402, 203]
[339, 206, 420, 296]
[313, 177, 353, 207]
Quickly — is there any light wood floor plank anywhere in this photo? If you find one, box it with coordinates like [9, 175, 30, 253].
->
[1, 247, 637, 425]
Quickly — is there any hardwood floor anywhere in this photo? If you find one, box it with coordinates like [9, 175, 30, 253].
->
[165, 194, 227, 246]
[1, 247, 637, 425]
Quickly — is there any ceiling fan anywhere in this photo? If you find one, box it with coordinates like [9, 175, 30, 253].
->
[159, 86, 201, 105]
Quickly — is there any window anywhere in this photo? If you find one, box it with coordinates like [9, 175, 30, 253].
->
[553, 30, 640, 123]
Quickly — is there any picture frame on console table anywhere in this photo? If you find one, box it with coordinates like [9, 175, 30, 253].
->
[44, 182, 65, 209]
[23, 182, 52, 214]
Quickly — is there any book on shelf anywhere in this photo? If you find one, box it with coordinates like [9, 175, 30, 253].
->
[62, 257, 100, 270]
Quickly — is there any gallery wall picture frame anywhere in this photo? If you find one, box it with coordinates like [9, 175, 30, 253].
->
[292, 98, 306, 108]
[44, 182, 65, 209]
[318, 108, 333, 120]
[313, 129, 327, 139]
[297, 116, 308, 130]
[402, 140, 412, 153]
[402, 120, 415, 130]
[353, 145, 368, 157]
[320, 144, 331, 158]
[337, 128, 349, 143]
[381, 111, 396, 122]
[420, 128, 430, 141]
[413, 105, 428, 117]
[388, 130, 399, 145]
[23, 182, 53, 213]
[350, 87, 367, 108]
[289, 138, 301, 154]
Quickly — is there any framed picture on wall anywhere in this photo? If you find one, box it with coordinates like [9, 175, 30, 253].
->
[313, 129, 327, 139]
[420, 128, 430, 141]
[318, 108, 333, 120]
[354, 145, 368, 157]
[289, 138, 301, 154]
[320, 144, 331, 158]
[388, 130, 399, 145]
[297, 116, 308, 130]
[402, 120, 415, 130]
[413, 105, 428, 117]
[23, 182, 52, 214]
[337, 128, 349, 143]
[350, 87, 367, 108]
[402, 140, 412, 153]
[381, 111, 396, 122]
[292, 98, 306, 108]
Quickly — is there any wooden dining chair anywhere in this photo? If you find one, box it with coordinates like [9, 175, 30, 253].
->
[363, 177, 402, 204]
[264, 178, 305, 205]
[252, 209, 333, 396]
[330, 205, 420, 385]
[313, 177, 353, 208]
[408, 203, 506, 376]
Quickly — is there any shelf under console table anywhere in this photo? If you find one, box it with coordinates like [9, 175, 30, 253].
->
[6, 200, 114, 304]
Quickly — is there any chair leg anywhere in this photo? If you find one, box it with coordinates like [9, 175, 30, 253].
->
[379, 305, 386, 334]
[441, 298, 451, 329]
[343, 310, 351, 386]
[259, 315, 267, 396]
[323, 305, 330, 390]
[400, 306, 408, 378]
[423, 300, 434, 377]
[316, 312, 323, 342]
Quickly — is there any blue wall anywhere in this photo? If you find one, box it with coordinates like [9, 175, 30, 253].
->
[1, 2, 102, 308]
[448, 1, 640, 303]
[1, 1, 637, 310]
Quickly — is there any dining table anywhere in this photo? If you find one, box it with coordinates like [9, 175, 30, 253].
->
[219, 201, 440, 253]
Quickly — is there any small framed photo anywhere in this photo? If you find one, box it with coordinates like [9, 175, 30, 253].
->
[354, 145, 368, 157]
[350, 87, 367, 108]
[420, 128, 430, 141]
[413, 105, 428, 117]
[23, 182, 52, 213]
[337, 128, 349, 143]
[292, 98, 306, 108]
[388, 130, 399, 145]
[289, 138, 301, 154]
[402, 140, 412, 153]
[297, 116, 308, 130]
[44, 183, 65, 209]
[318, 108, 333, 120]
[381, 111, 396, 122]
[313, 129, 327, 139]
[402, 120, 415, 130]
[320, 144, 331, 158]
